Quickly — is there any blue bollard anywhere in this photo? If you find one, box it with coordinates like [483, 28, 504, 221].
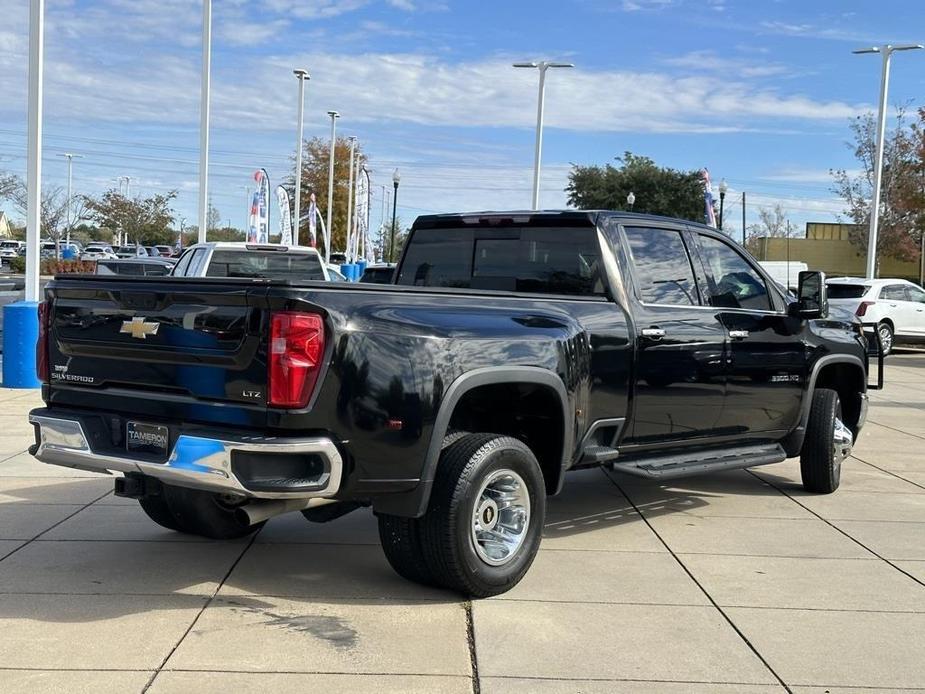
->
[2, 301, 41, 389]
[356, 260, 368, 278]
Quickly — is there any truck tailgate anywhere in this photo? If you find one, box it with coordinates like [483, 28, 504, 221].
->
[45, 277, 272, 425]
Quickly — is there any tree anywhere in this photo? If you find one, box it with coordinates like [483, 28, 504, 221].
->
[290, 137, 367, 255]
[566, 152, 705, 221]
[831, 108, 920, 263]
[83, 189, 177, 246]
[744, 203, 794, 256]
[0, 175, 84, 247]
[207, 202, 221, 235]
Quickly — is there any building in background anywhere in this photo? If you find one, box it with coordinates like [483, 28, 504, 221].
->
[753, 222, 921, 281]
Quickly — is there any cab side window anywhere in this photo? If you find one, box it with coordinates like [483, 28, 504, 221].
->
[172, 249, 195, 277]
[697, 234, 771, 311]
[623, 227, 699, 306]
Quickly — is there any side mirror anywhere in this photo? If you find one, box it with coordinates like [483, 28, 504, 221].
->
[789, 270, 828, 319]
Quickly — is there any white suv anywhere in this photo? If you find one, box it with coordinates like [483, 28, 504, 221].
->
[827, 277, 925, 355]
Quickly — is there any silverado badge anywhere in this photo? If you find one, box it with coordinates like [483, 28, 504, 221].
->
[120, 317, 160, 339]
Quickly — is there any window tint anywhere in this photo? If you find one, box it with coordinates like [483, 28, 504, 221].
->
[827, 284, 868, 299]
[623, 227, 698, 305]
[397, 227, 605, 296]
[143, 264, 171, 277]
[698, 234, 771, 311]
[205, 250, 326, 280]
[172, 249, 195, 276]
[907, 285, 925, 303]
[880, 284, 908, 301]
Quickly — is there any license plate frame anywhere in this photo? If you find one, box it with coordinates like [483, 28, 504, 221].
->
[126, 421, 170, 458]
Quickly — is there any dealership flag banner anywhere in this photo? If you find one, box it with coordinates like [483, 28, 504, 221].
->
[247, 189, 259, 243]
[354, 168, 369, 261]
[276, 186, 293, 245]
[307, 192, 318, 247]
[701, 168, 717, 228]
[248, 169, 271, 244]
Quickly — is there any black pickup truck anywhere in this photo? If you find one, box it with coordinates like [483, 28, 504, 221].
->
[29, 210, 874, 597]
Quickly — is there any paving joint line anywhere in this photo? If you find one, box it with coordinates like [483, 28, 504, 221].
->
[601, 467, 794, 694]
[464, 600, 481, 694]
[0, 487, 114, 564]
[140, 527, 262, 693]
[746, 469, 925, 591]
[849, 454, 925, 493]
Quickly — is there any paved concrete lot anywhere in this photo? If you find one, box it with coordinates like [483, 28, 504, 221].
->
[0, 353, 923, 692]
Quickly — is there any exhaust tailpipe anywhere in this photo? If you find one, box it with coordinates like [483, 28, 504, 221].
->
[236, 497, 337, 526]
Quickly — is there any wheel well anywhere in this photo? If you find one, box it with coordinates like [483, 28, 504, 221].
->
[878, 317, 894, 330]
[447, 382, 565, 495]
[814, 362, 865, 435]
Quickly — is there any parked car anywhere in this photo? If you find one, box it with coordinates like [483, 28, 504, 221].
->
[759, 261, 808, 293]
[827, 277, 925, 355]
[154, 245, 175, 258]
[115, 245, 149, 259]
[171, 242, 342, 281]
[80, 245, 117, 261]
[29, 210, 876, 597]
[95, 258, 174, 276]
[359, 263, 396, 284]
[0, 240, 25, 264]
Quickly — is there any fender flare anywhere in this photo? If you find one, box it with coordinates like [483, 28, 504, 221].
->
[782, 354, 866, 457]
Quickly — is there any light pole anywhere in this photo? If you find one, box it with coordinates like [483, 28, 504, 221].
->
[513, 60, 574, 210]
[626, 191, 635, 212]
[24, 0, 44, 304]
[345, 136, 357, 260]
[718, 178, 728, 231]
[58, 152, 83, 247]
[853, 43, 924, 279]
[292, 68, 310, 246]
[197, 0, 212, 244]
[390, 169, 400, 262]
[325, 110, 339, 263]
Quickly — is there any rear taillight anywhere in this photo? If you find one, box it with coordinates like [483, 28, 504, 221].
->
[268, 312, 325, 408]
[856, 301, 874, 318]
[36, 301, 50, 383]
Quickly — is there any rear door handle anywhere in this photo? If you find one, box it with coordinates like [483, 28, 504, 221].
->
[641, 328, 666, 340]
[729, 330, 749, 340]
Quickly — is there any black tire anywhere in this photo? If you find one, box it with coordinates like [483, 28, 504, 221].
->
[800, 388, 845, 494]
[418, 433, 545, 598]
[162, 485, 264, 540]
[377, 431, 471, 587]
[877, 321, 894, 357]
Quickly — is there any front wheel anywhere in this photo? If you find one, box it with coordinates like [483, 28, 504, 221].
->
[800, 388, 852, 494]
[418, 433, 545, 598]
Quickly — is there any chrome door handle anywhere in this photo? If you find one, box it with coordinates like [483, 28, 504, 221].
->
[729, 330, 749, 340]
[641, 328, 666, 339]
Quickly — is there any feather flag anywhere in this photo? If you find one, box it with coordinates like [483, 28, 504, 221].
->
[701, 168, 717, 228]
[276, 186, 293, 245]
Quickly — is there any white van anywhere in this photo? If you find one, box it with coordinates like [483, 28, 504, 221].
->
[758, 261, 809, 293]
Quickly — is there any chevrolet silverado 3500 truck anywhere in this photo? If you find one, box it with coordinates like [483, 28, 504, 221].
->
[29, 211, 874, 596]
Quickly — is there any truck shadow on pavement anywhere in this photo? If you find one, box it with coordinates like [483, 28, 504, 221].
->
[0, 466, 792, 624]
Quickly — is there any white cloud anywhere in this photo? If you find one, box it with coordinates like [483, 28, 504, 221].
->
[386, 0, 416, 10]
[662, 50, 791, 79]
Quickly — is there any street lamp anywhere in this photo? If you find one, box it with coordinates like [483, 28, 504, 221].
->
[513, 60, 574, 210]
[390, 169, 400, 262]
[626, 191, 635, 211]
[325, 110, 339, 263]
[345, 136, 357, 261]
[197, 0, 212, 244]
[718, 178, 728, 231]
[57, 152, 83, 247]
[292, 68, 310, 246]
[853, 43, 924, 278]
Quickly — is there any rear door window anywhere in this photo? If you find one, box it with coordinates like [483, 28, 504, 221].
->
[205, 251, 326, 280]
[397, 226, 605, 296]
[880, 284, 908, 301]
[623, 227, 699, 306]
[697, 234, 772, 311]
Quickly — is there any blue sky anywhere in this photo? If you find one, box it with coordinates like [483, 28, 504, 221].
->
[1, 0, 924, 237]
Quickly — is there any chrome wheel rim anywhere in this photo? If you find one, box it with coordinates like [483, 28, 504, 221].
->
[471, 469, 531, 566]
[878, 326, 893, 354]
[832, 416, 853, 474]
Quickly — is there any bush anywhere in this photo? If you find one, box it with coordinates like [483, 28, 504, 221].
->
[7, 257, 25, 274]
[41, 259, 96, 275]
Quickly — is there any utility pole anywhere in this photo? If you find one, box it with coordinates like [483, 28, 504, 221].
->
[292, 68, 309, 246]
[58, 152, 83, 247]
[741, 191, 747, 246]
[197, 0, 212, 244]
[345, 136, 357, 261]
[325, 111, 339, 263]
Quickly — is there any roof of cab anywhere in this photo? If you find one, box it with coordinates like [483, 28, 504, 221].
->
[411, 209, 719, 233]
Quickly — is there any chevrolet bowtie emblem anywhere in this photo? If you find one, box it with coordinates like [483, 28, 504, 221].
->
[120, 317, 160, 339]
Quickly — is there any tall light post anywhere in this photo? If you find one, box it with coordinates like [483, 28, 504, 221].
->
[390, 169, 400, 262]
[853, 43, 924, 279]
[197, 0, 212, 244]
[718, 178, 728, 231]
[325, 111, 339, 263]
[345, 136, 357, 260]
[57, 152, 83, 247]
[513, 60, 574, 210]
[626, 191, 635, 212]
[292, 68, 310, 246]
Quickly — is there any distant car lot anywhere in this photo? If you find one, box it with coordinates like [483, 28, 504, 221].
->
[828, 277, 925, 355]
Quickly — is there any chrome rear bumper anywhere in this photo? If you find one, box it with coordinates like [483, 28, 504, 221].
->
[28, 412, 343, 500]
